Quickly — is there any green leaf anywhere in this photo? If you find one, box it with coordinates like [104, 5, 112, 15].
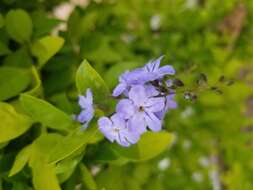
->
[0, 13, 4, 28]
[56, 153, 84, 183]
[9, 145, 32, 176]
[48, 127, 100, 164]
[0, 102, 32, 143]
[3, 48, 32, 68]
[12, 182, 32, 190]
[76, 60, 111, 108]
[96, 166, 125, 190]
[111, 131, 175, 161]
[31, 36, 64, 67]
[25, 66, 42, 97]
[79, 163, 97, 190]
[5, 9, 32, 43]
[32, 11, 61, 38]
[29, 134, 63, 190]
[0, 67, 31, 101]
[0, 41, 11, 56]
[20, 94, 73, 132]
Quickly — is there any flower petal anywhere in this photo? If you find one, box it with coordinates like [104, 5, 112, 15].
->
[111, 113, 126, 128]
[145, 85, 159, 97]
[78, 95, 89, 109]
[129, 85, 147, 106]
[144, 112, 162, 132]
[86, 88, 93, 103]
[146, 97, 165, 112]
[129, 114, 147, 135]
[113, 83, 127, 97]
[98, 117, 116, 142]
[116, 99, 135, 119]
[126, 123, 140, 144]
[158, 65, 175, 76]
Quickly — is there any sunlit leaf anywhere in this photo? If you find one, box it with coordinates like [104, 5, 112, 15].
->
[76, 59, 112, 109]
[111, 131, 175, 161]
[20, 94, 73, 132]
[0, 102, 32, 143]
[9, 145, 32, 176]
[31, 36, 64, 67]
[0, 67, 31, 101]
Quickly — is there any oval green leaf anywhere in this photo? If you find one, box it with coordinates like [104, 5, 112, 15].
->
[76, 60, 111, 108]
[111, 131, 175, 161]
[20, 94, 73, 132]
[0, 67, 31, 101]
[6, 9, 32, 43]
[79, 163, 97, 190]
[0, 102, 32, 143]
[48, 127, 100, 164]
[31, 36, 64, 67]
[9, 145, 32, 177]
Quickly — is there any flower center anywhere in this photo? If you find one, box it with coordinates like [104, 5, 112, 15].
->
[139, 106, 145, 112]
[113, 127, 120, 133]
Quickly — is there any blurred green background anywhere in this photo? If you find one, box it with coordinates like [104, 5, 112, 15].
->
[0, 0, 253, 189]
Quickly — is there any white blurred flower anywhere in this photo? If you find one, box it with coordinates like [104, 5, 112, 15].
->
[209, 169, 221, 190]
[182, 139, 192, 150]
[181, 106, 194, 119]
[150, 15, 161, 31]
[91, 165, 101, 176]
[198, 156, 210, 168]
[121, 34, 135, 44]
[192, 172, 203, 183]
[53, 3, 75, 20]
[185, 0, 198, 9]
[158, 158, 171, 171]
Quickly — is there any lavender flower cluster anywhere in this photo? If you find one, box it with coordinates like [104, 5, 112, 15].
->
[77, 56, 177, 147]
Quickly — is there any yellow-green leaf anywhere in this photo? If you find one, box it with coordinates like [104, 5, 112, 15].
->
[31, 36, 64, 67]
[0, 67, 31, 101]
[9, 145, 32, 177]
[76, 60, 112, 109]
[20, 94, 73, 132]
[0, 102, 32, 143]
[79, 163, 97, 190]
[6, 9, 32, 43]
[111, 131, 175, 161]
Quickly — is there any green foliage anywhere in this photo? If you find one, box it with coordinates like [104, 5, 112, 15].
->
[20, 94, 73, 132]
[5, 9, 32, 43]
[0, 0, 252, 189]
[0, 67, 31, 100]
[31, 36, 64, 68]
[0, 102, 32, 143]
[76, 59, 111, 108]
[111, 131, 175, 161]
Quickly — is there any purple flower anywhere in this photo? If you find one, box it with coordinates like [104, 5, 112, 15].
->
[77, 89, 94, 130]
[155, 94, 177, 120]
[112, 69, 153, 97]
[113, 56, 175, 97]
[98, 114, 139, 147]
[116, 85, 165, 133]
[144, 56, 175, 78]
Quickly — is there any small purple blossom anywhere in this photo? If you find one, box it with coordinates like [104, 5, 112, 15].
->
[98, 114, 139, 147]
[155, 94, 177, 120]
[77, 89, 94, 130]
[113, 56, 175, 97]
[144, 56, 175, 79]
[116, 85, 165, 133]
[98, 56, 178, 147]
[112, 69, 152, 97]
